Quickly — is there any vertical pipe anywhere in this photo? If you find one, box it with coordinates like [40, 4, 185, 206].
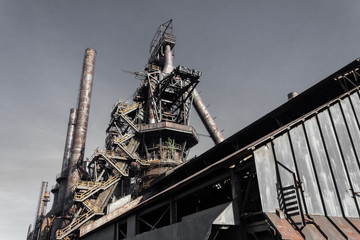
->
[162, 45, 174, 74]
[65, 48, 96, 203]
[148, 79, 156, 124]
[192, 89, 224, 144]
[54, 108, 77, 213]
[48, 110, 77, 239]
[62, 108, 77, 172]
[34, 182, 48, 229]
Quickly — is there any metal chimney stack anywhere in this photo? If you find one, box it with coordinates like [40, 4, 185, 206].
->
[35, 181, 49, 222]
[61, 108, 78, 172]
[65, 49, 96, 203]
[33, 181, 50, 236]
[51, 108, 77, 214]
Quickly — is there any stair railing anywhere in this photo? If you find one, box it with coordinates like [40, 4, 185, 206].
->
[276, 161, 306, 228]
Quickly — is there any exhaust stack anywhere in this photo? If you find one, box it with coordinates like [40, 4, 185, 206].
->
[33, 181, 50, 238]
[34, 182, 50, 223]
[53, 108, 77, 214]
[65, 49, 96, 203]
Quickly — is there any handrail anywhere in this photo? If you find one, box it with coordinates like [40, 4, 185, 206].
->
[119, 103, 139, 115]
[116, 133, 135, 144]
[84, 199, 102, 213]
[119, 113, 139, 132]
[74, 173, 120, 201]
[98, 152, 129, 176]
[56, 210, 95, 239]
[276, 161, 306, 227]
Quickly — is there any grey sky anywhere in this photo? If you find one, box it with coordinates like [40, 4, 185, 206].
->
[1, 0, 359, 239]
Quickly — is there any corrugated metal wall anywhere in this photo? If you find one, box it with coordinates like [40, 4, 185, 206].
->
[254, 89, 360, 218]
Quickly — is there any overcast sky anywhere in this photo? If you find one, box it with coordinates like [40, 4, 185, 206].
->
[1, 0, 360, 239]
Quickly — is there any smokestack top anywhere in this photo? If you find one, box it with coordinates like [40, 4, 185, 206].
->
[85, 48, 97, 54]
[288, 91, 298, 100]
[69, 108, 77, 125]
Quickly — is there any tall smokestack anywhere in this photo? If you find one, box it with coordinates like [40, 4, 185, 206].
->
[50, 108, 77, 240]
[65, 48, 96, 203]
[61, 108, 77, 172]
[34, 182, 49, 229]
[192, 89, 224, 144]
[52, 108, 77, 213]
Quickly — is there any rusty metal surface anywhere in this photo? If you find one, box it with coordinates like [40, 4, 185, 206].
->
[65, 48, 96, 203]
[139, 121, 199, 144]
[330, 216, 360, 239]
[79, 196, 143, 237]
[162, 44, 174, 74]
[310, 215, 346, 240]
[35, 181, 48, 222]
[265, 212, 304, 240]
[192, 89, 224, 144]
[61, 108, 77, 172]
[348, 218, 360, 233]
[53, 108, 77, 214]
[303, 225, 326, 240]
[148, 78, 156, 124]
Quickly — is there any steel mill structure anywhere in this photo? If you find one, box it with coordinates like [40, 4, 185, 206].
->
[27, 20, 360, 240]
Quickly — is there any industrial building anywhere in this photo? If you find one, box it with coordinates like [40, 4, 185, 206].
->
[28, 20, 360, 239]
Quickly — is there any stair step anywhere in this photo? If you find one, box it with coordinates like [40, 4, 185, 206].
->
[283, 195, 297, 202]
[285, 200, 298, 207]
[283, 190, 296, 197]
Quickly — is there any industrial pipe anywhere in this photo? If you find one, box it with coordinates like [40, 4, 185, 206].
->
[35, 182, 49, 224]
[32, 181, 50, 239]
[65, 49, 96, 202]
[148, 79, 156, 124]
[192, 89, 224, 144]
[61, 108, 77, 172]
[162, 44, 174, 74]
[52, 108, 77, 214]
[148, 44, 174, 124]
[50, 107, 76, 238]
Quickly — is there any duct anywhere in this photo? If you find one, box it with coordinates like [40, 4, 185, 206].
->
[192, 89, 224, 144]
[65, 49, 96, 203]
[162, 44, 174, 74]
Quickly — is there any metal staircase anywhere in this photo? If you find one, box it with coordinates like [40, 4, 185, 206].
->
[56, 210, 96, 239]
[74, 171, 121, 202]
[92, 151, 129, 177]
